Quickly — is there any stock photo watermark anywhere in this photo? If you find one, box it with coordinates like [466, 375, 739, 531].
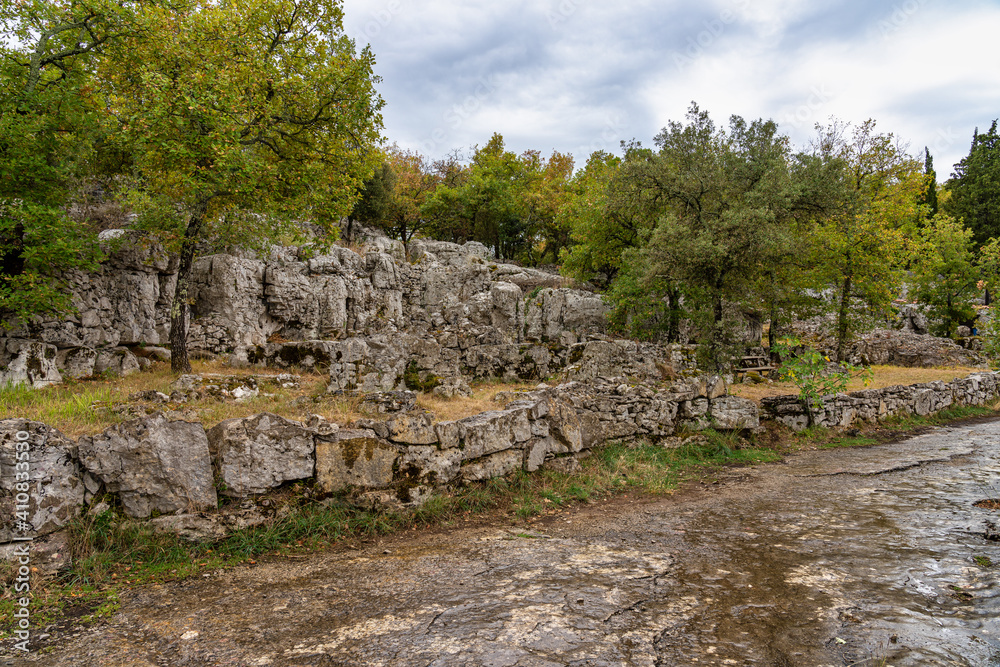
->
[781, 84, 836, 130]
[7, 426, 43, 653]
[575, 112, 630, 158]
[359, 0, 401, 39]
[877, 0, 931, 38]
[672, 0, 752, 72]
[421, 74, 501, 154]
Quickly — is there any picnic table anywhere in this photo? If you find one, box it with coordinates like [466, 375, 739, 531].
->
[733, 354, 775, 380]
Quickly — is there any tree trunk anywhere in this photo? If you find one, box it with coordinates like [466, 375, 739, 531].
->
[169, 208, 207, 373]
[768, 271, 779, 361]
[836, 275, 852, 362]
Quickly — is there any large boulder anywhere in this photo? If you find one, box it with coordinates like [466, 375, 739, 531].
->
[0, 339, 62, 388]
[841, 329, 987, 368]
[0, 420, 84, 542]
[78, 413, 217, 518]
[206, 413, 316, 497]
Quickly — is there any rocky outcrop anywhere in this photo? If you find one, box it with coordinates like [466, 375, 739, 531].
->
[0, 339, 62, 388]
[760, 372, 999, 431]
[2, 231, 612, 385]
[78, 413, 217, 518]
[0, 420, 83, 542]
[832, 329, 987, 368]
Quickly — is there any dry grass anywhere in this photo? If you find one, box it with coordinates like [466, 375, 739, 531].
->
[0, 360, 347, 437]
[729, 365, 986, 402]
[416, 381, 539, 422]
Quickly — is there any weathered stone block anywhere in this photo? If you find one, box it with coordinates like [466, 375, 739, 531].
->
[315, 430, 399, 493]
[78, 413, 217, 518]
[206, 413, 316, 497]
[0, 420, 83, 541]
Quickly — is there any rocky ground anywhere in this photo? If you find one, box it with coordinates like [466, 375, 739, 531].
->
[5, 419, 1000, 667]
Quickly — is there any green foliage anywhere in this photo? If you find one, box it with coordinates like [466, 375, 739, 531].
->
[978, 311, 1000, 368]
[640, 105, 798, 367]
[422, 134, 570, 261]
[99, 0, 384, 370]
[909, 213, 978, 336]
[604, 254, 684, 342]
[804, 119, 923, 360]
[946, 120, 1000, 245]
[773, 337, 872, 414]
[920, 147, 939, 216]
[0, 1, 122, 325]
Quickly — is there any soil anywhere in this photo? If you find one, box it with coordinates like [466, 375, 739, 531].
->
[4, 420, 1000, 666]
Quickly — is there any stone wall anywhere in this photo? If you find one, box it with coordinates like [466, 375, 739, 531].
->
[0, 376, 757, 544]
[760, 372, 1000, 431]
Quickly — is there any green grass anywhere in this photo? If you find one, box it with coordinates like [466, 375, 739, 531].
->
[819, 436, 879, 450]
[974, 555, 994, 568]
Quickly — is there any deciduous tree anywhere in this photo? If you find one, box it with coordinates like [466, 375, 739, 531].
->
[102, 0, 384, 371]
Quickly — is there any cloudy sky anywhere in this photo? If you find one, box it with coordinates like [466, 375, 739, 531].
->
[340, 0, 1000, 179]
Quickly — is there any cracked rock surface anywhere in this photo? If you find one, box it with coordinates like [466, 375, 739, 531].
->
[8, 421, 1000, 666]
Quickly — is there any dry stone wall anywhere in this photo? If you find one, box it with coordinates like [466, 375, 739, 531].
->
[760, 372, 1000, 431]
[0, 375, 756, 544]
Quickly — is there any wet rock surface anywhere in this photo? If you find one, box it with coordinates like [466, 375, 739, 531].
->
[8, 421, 1000, 666]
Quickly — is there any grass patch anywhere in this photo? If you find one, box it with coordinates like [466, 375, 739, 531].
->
[819, 436, 879, 450]
[974, 555, 994, 568]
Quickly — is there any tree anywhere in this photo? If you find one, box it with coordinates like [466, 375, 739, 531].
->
[0, 1, 136, 326]
[920, 147, 938, 217]
[806, 119, 923, 360]
[910, 214, 978, 336]
[101, 0, 384, 371]
[422, 134, 540, 259]
[946, 121, 1000, 245]
[639, 105, 796, 367]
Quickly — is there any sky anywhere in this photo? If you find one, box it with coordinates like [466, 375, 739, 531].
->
[340, 0, 1000, 180]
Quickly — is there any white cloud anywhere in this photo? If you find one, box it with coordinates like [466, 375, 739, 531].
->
[342, 0, 1000, 175]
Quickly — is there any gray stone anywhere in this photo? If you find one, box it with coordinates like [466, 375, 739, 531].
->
[0, 420, 83, 541]
[206, 413, 316, 497]
[456, 408, 532, 460]
[94, 347, 140, 377]
[56, 346, 98, 379]
[0, 339, 62, 388]
[708, 396, 760, 431]
[461, 449, 524, 482]
[314, 430, 399, 493]
[78, 413, 217, 518]
[385, 412, 439, 445]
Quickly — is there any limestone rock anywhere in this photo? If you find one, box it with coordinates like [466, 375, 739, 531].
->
[78, 413, 217, 518]
[455, 408, 532, 460]
[94, 347, 141, 377]
[461, 449, 524, 482]
[0, 420, 83, 542]
[840, 329, 987, 368]
[523, 288, 607, 341]
[206, 413, 316, 497]
[314, 430, 399, 493]
[0, 339, 62, 388]
[397, 446, 462, 485]
[358, 391, 417, 415]
[385, 412, 439, 445]
[56, 346, 98, 379]
[708, 396, 760, 430]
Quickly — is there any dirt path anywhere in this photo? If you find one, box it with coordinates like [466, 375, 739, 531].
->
[5, 422, 1000, 666]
